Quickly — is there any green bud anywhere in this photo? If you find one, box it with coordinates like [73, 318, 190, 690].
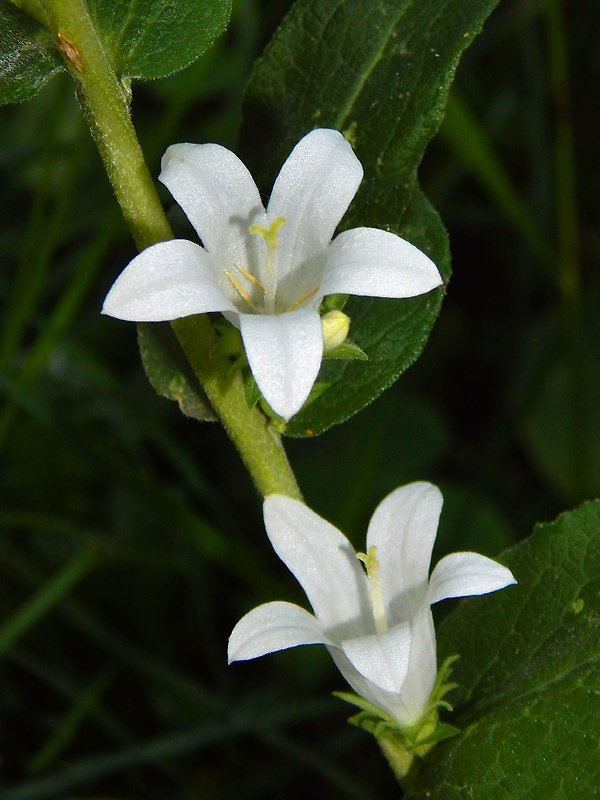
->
[322, 310, 350, 352]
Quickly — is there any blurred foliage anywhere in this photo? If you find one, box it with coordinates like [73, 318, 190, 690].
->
[0, 0, 598, 797]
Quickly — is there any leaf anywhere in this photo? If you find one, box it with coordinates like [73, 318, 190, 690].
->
[0, 1, 63, 105]
[138, 322, 216, 422]
[87, 0, 232, 80]
[240, 0, 501, 436]
[408, 500, 600, 799]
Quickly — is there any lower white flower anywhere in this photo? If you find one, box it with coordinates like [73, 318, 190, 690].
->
[228, 482, 516, 727]
[102, 128, 442, 420]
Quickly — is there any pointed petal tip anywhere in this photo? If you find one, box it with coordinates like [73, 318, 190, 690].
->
[100, 288, 139, 322]
[501, 565, 518, 587]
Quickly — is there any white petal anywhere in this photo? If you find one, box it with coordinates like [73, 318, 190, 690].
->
[399, 608, 437, 723]
[228, 601, 330, 663]
[426, 552, 517, 608]
[240, 308, 323, 421]
[267, 129, 363, 289]
[159, 143, 265, 268]
[341, 622, 412, 694]
[328, 646, 414, 725]
[263, 496, 371, 639]
[101, 240, 236, 321]
[366, 482, 443, 624]
[321, 228, 442, 298]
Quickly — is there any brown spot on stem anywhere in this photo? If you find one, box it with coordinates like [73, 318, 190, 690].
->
[57, 33, 83, 71]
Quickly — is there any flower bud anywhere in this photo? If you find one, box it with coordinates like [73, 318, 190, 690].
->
[322, 310, 350, 353]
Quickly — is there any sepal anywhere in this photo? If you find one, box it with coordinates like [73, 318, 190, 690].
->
[333, 654, 460, 786]
[211, 322, 244, 358]
[244, 371, 262, 408]
[319, 294, 348, 313]
[323, 341, 368, 360]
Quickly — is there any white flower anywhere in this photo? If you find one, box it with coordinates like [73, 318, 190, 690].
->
[228, 482, 516, 726]
[102, 129, 442, 420]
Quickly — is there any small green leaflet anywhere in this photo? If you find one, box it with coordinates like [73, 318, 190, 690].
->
[0, 0, 231, 106]
[0, 2, 63, 105]
[138, 322, 216, 422]
[86, 0, 232, 80]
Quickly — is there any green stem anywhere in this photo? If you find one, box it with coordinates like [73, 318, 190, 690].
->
[35, 0, 302, 500]
[37, 0, 172, 250]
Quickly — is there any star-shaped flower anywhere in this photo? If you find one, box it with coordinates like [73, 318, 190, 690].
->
[102, 129, 442, 420]
[228, 482, 516, 727]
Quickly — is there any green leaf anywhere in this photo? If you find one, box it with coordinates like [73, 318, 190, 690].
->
[408, 500, 600, 799]
[0, 1, 63, 105]
[87, 0, 232, 80]
[138, 322, 216, 422]
[240, 0, 501, 436]
[0, 0, 231, 104]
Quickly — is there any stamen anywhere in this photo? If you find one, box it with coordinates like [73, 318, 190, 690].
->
[248, 217, 287, 313]
[287, 285, 320, 312]
[224, 270, 253, 307]
[249, 216, 287, 249]
[236, 265, 265, 291]
[357, 546, 388, 633]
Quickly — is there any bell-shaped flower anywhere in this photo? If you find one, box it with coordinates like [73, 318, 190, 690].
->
[228, 482, 516, 727]
[102, 129, 442, 420]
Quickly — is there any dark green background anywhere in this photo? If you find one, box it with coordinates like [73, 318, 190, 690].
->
[1, 0, 599, 797]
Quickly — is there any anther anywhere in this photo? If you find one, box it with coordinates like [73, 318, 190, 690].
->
[287, 285, 320, 312]
[224, 270, 253, 307]
[236, 265, 265, 291]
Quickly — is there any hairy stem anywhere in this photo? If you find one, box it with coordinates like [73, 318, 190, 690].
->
[38, 0, 302, 499]
[39, 0, 172, 249]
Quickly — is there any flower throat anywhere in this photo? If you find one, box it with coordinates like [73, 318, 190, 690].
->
[224, 216, 318, 314]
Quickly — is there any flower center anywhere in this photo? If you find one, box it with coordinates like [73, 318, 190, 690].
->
[248, 216, 286, 313]
[223, 216, 319, 315]
[357, 546, 388, 633]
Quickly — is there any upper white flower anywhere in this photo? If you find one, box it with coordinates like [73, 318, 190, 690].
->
[102, 129, 442, 420]
[228, 482, 516, 726]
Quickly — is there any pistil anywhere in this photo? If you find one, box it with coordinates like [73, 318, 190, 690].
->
[357, 546, 388, 633]
[249, 216, 286, 313]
